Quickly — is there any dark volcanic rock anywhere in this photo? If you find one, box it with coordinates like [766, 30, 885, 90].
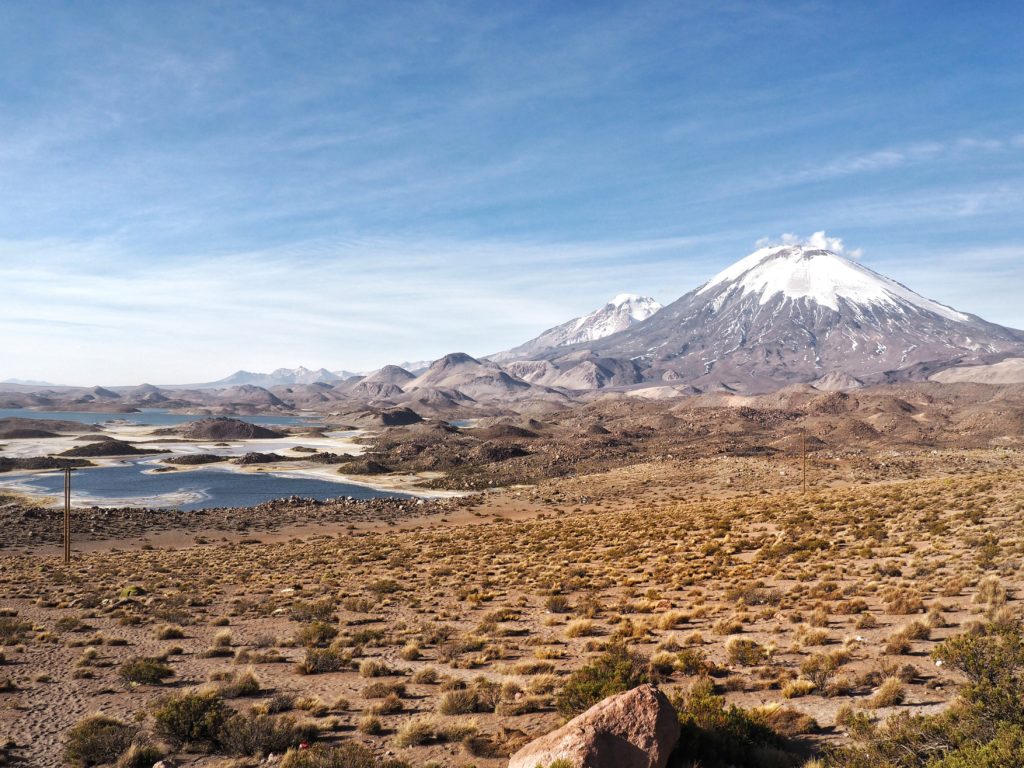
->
[0, 428, 59, 439]
[161, 454, 227, 466]
[176, 417, 284, 440]
[0, 417, 100, 437]
[233, 452, 289, 465]
[0, 456, 93, 473]
[339, 457, 393, 474]
[59, 439, 170, 457]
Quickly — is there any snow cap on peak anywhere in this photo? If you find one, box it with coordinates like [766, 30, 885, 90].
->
[699, 236, 967, 322]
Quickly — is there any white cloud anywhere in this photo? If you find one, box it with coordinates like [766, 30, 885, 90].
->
[756, 231, 863, 259]
[0, 233, 718, 384]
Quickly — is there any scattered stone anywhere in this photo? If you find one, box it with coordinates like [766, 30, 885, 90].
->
[508, 684, 679, 768]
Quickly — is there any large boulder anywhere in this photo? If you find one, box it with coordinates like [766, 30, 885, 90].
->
[508, 684, 679, 768]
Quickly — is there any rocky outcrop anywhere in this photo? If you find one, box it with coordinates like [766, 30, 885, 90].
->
[508, 685, 679, 768]
[174, 417, 284, 440]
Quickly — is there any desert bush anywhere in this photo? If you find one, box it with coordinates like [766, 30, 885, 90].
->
[399, 641, 421, 660]
[368, 692, 402, 715]
[868, 676, 906, 708]
[800, 652, 840, 691]
[781, 679, 815, 699]
[359, 658, 391, 677]
[713, 617, 744, 635]
[114, 741, 165, 768]
[675, 647, 710, 675]
[280, 741, 410, 767]
[393, 715, 477, 747]
[357, 714, 383, 734]
[152, 690, 229, 750]
[290, 599, 335, 623]
[545, 594, 571, 613]
[726, 637, 768, 666]
[412, 666, 438, 684]
[155, 624, 185, 640]
[218, 711, 318, 757]
[669, 678, 797, 768]
[884, 589, 924, 615]
[363, 680, 405, 699]
[63, 715, 136, 767]
[0, 616, 31, 645]
[118, 656, 174, 686]
[565, 619, 596, 638]
[296, 621, 338, 647]
[214, 667, 261, 698]
[555, 642, 652, 717]
[438, 689, 478, 715]
[297, 647, 351, 675]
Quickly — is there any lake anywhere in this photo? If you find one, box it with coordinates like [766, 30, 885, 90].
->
[0, 408, 314, 427]
[0, 458, 409, 510]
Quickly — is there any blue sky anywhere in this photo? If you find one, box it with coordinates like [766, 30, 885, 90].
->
[2, 1, 1022, 384]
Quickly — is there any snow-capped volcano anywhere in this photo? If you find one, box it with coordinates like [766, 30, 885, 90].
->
[537, 245, 1024, 392]
[698, 245, 967, 321]
[490, 293, 662, 362]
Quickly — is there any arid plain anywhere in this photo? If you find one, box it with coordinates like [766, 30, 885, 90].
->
[2, 383, 1023, 766]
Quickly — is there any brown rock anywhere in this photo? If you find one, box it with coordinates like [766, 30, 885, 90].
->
[508, 684, 679, 768]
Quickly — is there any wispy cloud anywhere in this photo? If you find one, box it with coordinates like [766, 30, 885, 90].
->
[0, 232, 722, 383]
[1, 3, 1022, 381]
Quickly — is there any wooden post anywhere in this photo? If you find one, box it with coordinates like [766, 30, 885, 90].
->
[802, 428, 808, 495]
[63, 467, 71, 563]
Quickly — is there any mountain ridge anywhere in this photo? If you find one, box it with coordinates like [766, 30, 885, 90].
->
[538, 245, 1024, 392]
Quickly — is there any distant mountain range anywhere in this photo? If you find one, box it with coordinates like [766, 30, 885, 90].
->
[530, 244, 1024, 392]
[4, 245, 1023, 410]
[182, 367, 356, 390]
[490, 293, 662, 362]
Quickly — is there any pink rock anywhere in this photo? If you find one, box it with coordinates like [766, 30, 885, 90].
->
[508, 684, 679, 768]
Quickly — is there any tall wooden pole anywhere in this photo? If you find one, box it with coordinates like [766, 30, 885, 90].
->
[63, 468, 71, 563]
[802, 427, 808, 495]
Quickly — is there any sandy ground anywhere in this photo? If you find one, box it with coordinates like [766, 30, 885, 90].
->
[2, 449, 1022, 766]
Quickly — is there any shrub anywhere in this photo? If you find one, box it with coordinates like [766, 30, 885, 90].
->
[280, 742, 411, 768]
[152, 690, 229, 750]
[0, 616, 32, 645]
[545, 594, 571, 613]
[362, 680, 405, 699]
[155, 624, 185, 640]
[800, 652, 840, 690]
[297, 647, 351, 675]
[359, 658, 391, 677]
[675, 647, 710, 675]
[781, 679, 815, 699]
[555, 642, 652, 717]
[114, 741, 165, 768]
[215, 668, 261, 698]
[868, 677, 906, 708]
[218, 711, 318, 757]
[399, 642, 421, 660]
[296, 621, 339, 647]
[726, 637, 768, 666]
[438, 689, 478, 715]
[63, 715, 137, 767]
[669, 680, 793, 768]
[393, 715, 477, 747]
[565, 619, 596, 638]
[290, 599, 335, 623]
[357, 714, 382, 734]
[412, 666, 438, 684]
[929, 723, 1024, 768]
[118, 656, 174, 686]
